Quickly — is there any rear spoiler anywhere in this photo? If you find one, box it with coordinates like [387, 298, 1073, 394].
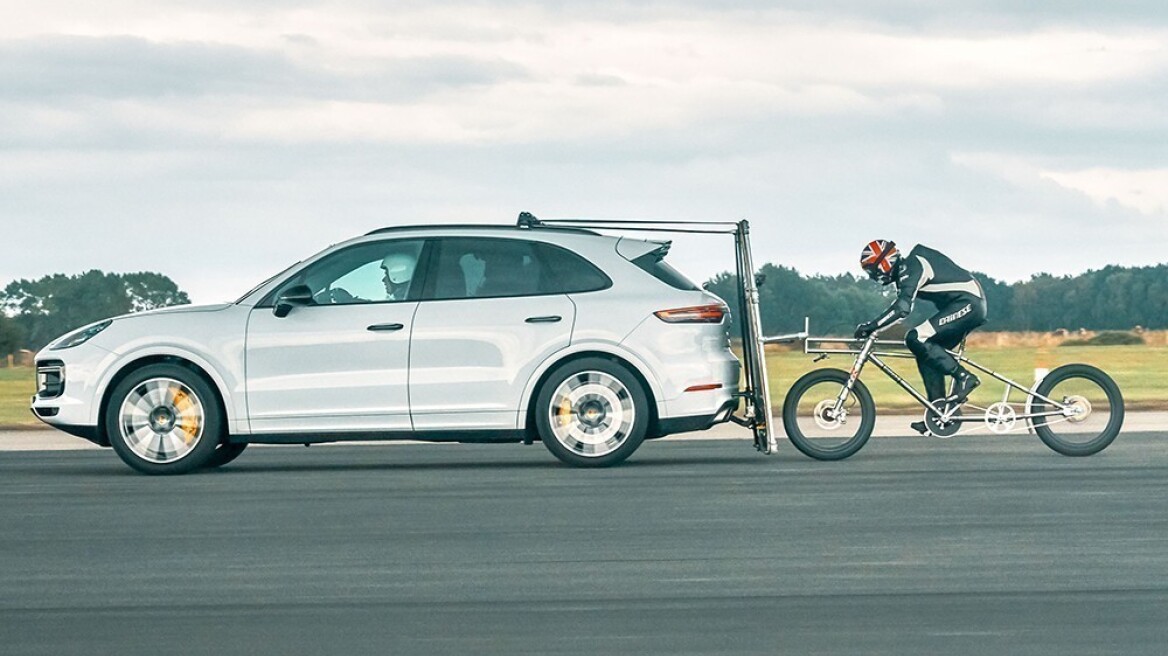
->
[615, 237, 670, 262]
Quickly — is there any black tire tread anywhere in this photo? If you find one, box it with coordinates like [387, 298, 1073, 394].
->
[782, 368, 876, 461]
[104, 363, 224, 475]
[1031, 363, 1124, 457]
[535, 357, 649, 468]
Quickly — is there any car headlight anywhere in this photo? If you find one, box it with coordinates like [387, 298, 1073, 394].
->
[50, 319, 113, 350]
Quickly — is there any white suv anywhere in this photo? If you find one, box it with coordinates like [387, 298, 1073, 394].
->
[31, 223, 741, 474]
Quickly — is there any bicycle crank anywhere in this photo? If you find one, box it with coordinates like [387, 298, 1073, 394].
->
[924, 406, 962, 438]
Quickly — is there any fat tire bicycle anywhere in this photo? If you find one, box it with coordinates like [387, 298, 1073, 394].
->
[781, 330, 1125, 461]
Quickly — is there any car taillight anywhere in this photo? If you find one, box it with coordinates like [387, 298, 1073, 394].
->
[654, 304, 726, 324]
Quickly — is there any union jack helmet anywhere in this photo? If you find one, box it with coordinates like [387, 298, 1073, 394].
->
[860, 240, 900, 284]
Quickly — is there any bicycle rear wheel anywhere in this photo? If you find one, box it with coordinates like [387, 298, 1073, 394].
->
[782, 369, 876, 461]
[1031, 364, 1124, 456]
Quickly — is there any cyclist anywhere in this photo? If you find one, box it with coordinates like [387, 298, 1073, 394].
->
[855, 240, 987, 434]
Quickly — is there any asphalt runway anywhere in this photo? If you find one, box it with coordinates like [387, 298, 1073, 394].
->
[2, 431, 1166, 655]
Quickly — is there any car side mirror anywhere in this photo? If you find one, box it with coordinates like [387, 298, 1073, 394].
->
[274, 284, 313, 318]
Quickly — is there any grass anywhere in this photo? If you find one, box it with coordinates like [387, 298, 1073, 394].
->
[2, 344, 1165, 428]
[0, 367, 37, 427]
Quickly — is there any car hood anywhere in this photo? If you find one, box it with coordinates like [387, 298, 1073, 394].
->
[117, 303, 234, 320]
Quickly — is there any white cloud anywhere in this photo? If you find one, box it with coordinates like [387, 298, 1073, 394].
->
[5, 6, 1167, 146]
[2, 2, 1167, 302]
[1041, 168, 1168, 215]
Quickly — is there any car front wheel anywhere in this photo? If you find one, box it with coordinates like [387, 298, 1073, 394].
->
[535, 357, 649, 467]
[105, 364, 222, 475]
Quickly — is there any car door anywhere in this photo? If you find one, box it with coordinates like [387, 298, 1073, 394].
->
[244, 239, 427, 434]
[409, 237, 576, 430]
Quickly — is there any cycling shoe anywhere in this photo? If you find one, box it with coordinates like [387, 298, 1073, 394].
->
[910, 421, 930, 436]
[948, 370, 980, 404]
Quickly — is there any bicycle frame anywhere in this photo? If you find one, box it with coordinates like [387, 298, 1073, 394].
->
[805, 334, 1075, 426]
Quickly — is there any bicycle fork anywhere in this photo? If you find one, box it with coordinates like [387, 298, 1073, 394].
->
[830, 338, 876, 420]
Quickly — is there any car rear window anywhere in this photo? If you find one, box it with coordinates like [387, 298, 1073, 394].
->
[534, 243, 612, 294]
[631, 251, 700, 291]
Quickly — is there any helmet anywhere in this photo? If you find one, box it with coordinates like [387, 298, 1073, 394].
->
[381, 251, 416, 285]
[860, 240, 900, 285]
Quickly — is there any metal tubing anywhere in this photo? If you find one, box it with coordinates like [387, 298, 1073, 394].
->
[955, 356, 1066, 408]
[736, 221, 776, 453]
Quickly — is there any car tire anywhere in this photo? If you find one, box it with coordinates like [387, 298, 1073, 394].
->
[535, 357, 649, 467]
[105, 363, 223, 475]
[205, 442, 248, 469]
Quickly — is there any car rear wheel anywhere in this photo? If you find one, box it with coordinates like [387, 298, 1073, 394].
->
[535, 357, 649, 467]
[105, 364, 222, 475]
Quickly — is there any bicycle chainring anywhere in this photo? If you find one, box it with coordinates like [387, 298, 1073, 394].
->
[924, 406, 962, 438]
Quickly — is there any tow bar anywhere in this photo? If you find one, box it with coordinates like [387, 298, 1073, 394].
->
[517, 212, 805, 454]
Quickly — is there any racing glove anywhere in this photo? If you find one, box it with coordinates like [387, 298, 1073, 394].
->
[854, 321, 877, 339]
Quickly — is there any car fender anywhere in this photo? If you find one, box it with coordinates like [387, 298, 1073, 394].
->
[516, 340, 666, 430]
[92, 345, 245, 434]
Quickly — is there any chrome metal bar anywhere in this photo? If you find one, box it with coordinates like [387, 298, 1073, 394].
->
[868, 354, 937, 412]
[538, 218, 738, 227]
[956, 356, 1067, 408]
[736, 220, 776, 454]
[531, 218, 739, 235]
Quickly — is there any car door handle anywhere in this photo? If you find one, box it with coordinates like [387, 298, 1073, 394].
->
[367, 323, 405, 332]
[525, 315, 562, 324]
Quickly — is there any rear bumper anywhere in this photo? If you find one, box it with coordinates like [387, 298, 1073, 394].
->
[653, 397, 739, 438]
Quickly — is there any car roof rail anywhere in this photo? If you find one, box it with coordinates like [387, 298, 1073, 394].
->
[364, 224, 508, 236]
[515, 211, 601, 235]
[366, 217, 599, 237]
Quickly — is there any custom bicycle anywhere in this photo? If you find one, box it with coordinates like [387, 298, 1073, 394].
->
[780, 327, 1125, 460]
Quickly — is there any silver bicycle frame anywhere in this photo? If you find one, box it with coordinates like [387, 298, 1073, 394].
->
[802, 332, 1073, 423]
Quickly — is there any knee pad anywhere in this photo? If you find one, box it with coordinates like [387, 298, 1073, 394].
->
[905, 329, 927, 357]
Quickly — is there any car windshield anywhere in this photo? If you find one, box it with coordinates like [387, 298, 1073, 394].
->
[233, 260, 304, 304]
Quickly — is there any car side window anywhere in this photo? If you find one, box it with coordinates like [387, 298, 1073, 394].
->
[427, 238, 545, 300]
[271, 239, 425, 306]
[534, 243, 612, 294]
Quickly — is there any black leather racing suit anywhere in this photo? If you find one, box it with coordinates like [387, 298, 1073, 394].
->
[868, 245, 987, 402]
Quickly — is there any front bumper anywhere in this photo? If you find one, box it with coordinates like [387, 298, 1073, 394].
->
[29, 347, 110, 444]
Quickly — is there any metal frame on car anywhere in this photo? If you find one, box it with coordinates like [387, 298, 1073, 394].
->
[516, 212, 797, 454]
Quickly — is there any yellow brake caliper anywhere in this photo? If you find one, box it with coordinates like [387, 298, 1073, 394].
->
[172, 389, 200, 444]
[557, 398, 574, 427]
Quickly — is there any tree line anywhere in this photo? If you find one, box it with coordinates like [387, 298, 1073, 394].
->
[0, 262, 1164, 355]
[0, 271, 189, 353]
[703, 263, 1168, 338]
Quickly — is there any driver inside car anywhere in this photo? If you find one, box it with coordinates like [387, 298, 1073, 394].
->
[380, 250, 417, 301]
[320, 248, 418, 304]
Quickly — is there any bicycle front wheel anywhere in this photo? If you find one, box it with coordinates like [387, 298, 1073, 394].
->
[782, 369, 876, 461]
[1031, 364, 1124, 456]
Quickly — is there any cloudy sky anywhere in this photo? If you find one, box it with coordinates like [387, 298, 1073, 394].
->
[3, 0, 1166, 303]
